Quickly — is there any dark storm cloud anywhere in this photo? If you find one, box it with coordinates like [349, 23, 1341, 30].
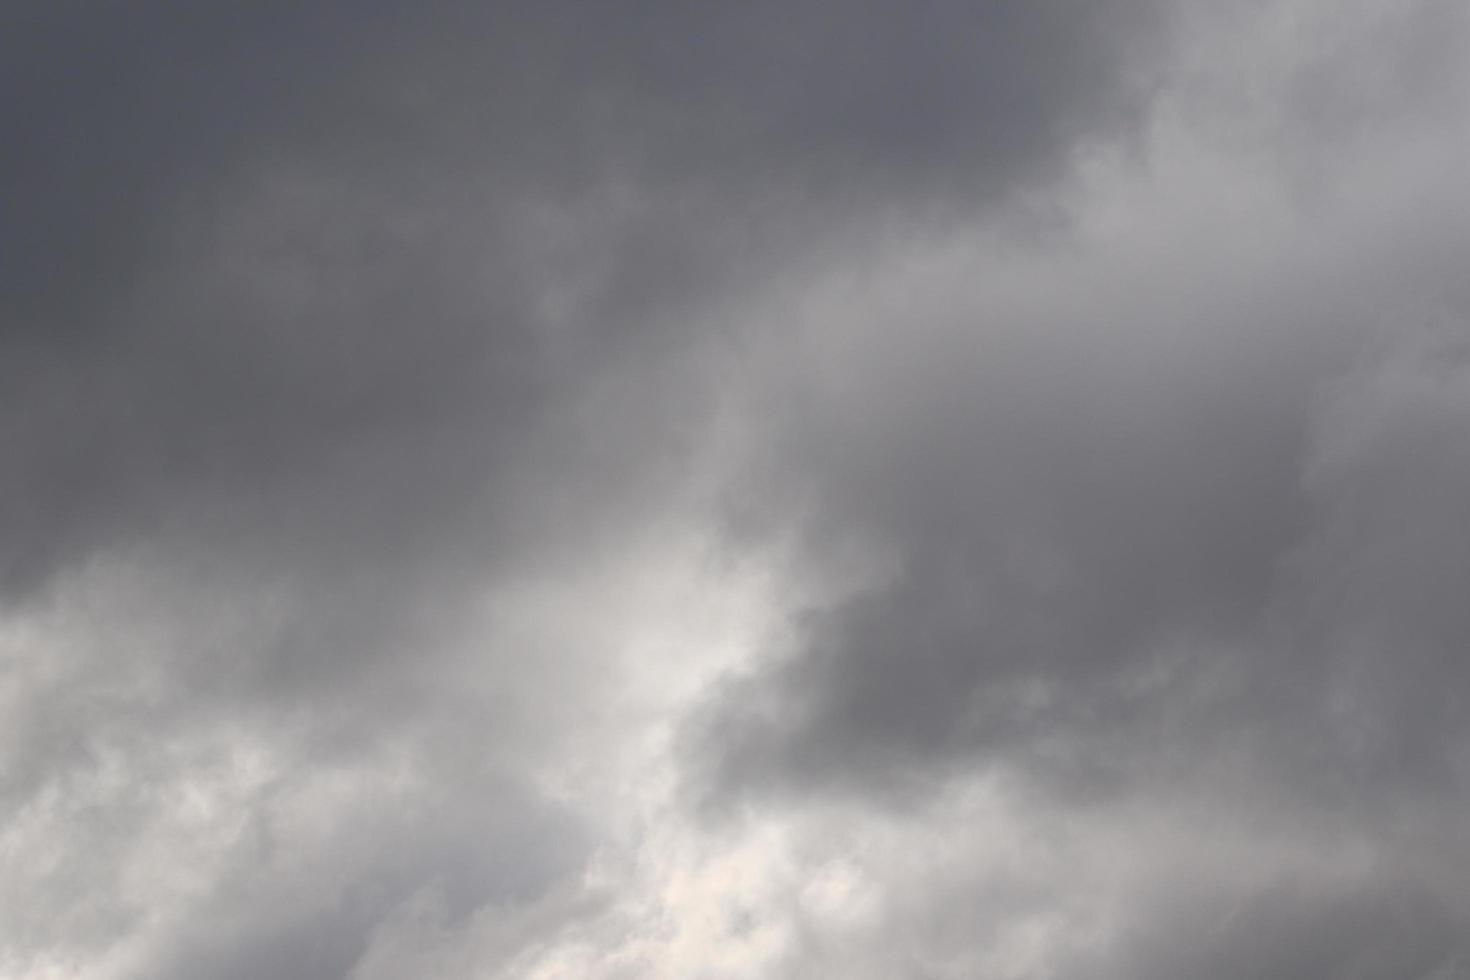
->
[696, 308, 1470, 823]
[672, 2, 1470, 971]
[690, 0, 1470, 804]
[13, 0, 1469, 977]
[1, 0, 1167, 602]
[692, 288, 1337, 802]
[3, 2, 1186, 977]
[1082, 871, 1467, 980]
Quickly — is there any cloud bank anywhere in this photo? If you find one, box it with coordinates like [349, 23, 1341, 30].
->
[4, 1, 1469, 977]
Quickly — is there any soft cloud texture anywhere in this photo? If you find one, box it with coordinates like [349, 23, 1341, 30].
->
[4, 1, 1469, 978]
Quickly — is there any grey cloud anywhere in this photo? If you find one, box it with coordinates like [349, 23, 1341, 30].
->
[5, 2, 1177, 974]
[1281, 0, 1470, 154]
[143, 766, 586, 980]
[807, 822, 1469, 980]
[692, 292, 1338, 803]
[698, 314, 1470, 817]
[1090, 876, 1466, 980]
[692, 45, 1470, 805]
[671, 5, 1470, 970]
[9, 1, 1468, 978]
[1273, 327, 1470, 798]
[1, 0, 1169, 602]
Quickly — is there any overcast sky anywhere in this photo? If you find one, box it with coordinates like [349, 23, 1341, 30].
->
[4, 2, 1470, 978]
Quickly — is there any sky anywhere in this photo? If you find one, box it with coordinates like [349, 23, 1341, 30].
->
[3, 1, 1470, 977]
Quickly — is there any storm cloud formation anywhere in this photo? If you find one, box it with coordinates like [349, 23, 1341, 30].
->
[3, 1, 1469, 977]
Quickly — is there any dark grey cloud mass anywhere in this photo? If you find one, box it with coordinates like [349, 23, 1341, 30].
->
[3, 1, 1469, 978]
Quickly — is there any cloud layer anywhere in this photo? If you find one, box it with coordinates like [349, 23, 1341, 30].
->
[4, 1, 1470, 977]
